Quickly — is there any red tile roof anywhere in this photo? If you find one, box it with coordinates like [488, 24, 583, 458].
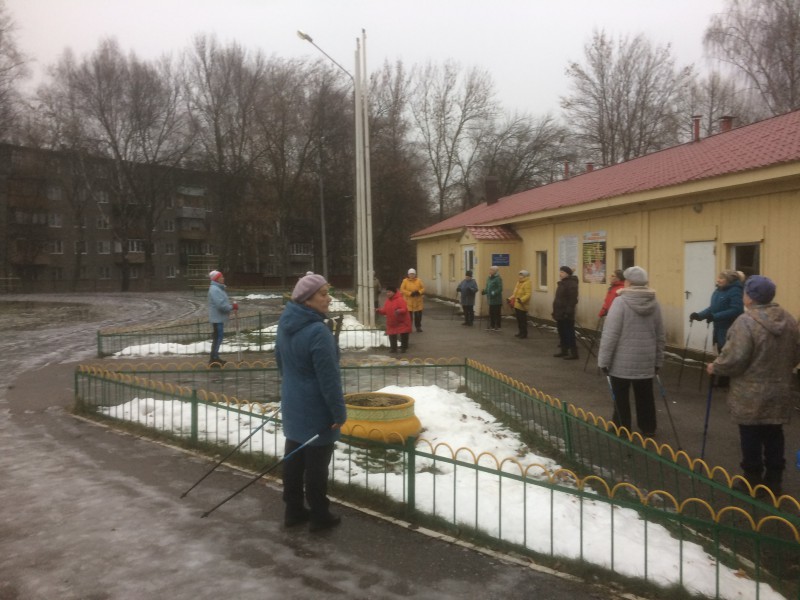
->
[465, 226, 521, 241]
[412, 110, 800, 239]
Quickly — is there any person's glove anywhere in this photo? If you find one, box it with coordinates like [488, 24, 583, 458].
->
[689, 312, 699, 321]
[481, 290, 487, 295]
[706, 315, 714, 323]
[411, 291, 420, 297]
[602, 367, 609, 375]
[232, 302, 239, 311]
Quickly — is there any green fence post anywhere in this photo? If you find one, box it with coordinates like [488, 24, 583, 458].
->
[96, 330, 102, 358]
[406, 435, 417, 517]
[258, 312, 263, 352]
[561, 402, 574, 460]
[191, 389, 199, 445]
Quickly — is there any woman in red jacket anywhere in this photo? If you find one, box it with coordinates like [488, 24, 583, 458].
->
[599, 269, 625, 317]
[376, 286, 412, 353]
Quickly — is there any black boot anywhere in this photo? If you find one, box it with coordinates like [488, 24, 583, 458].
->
[563, 347, 579, 360]
[761, 469, 783, 498]
[732, 470, 763, 495]
[553, 349, 568, 357]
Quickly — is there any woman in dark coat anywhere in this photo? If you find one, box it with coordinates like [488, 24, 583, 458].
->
[552, 266, 579, 359]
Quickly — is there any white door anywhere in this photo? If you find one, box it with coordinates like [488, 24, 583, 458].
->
[434, 254, 442, 296]
[683, 241, 716, 350]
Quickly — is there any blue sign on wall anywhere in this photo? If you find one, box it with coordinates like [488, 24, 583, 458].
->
[492, 253, 510, 266]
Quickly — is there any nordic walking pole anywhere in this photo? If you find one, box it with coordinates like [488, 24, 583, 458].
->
[677, 320, 693, 388]
[180, 406, 280, 499]
[201, 428, 328, 518]
[698, 321, 711, 391]
[700, 375, 714, 460]
[584, 317, 603, 373]
[655, 374, 682, 450]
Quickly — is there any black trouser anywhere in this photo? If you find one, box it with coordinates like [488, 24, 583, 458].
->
[739, 424, 785, 484]
[388, 333, 409, 351]
[462, 305, 475, 325]
[282, 439, 335, 523]
[488, 304, 502, 329]
[609, 376, 656, 434]
[411, 310, 422, 330]
[210, 322, 224, 360]
[556, 318, 576, 350]
[514, 308, 528, 337]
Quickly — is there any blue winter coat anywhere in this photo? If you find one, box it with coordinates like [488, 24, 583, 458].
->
[456, 277, 479, 306]
[696, 280, 744, 349]
[207, 281, 233, 324]
[275, 301, 347, 446]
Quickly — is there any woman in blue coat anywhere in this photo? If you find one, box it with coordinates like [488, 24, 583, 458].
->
[275, 273, 347, 532]
[690, 269, 744, 387]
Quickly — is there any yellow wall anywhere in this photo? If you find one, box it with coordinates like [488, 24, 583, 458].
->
[415, 174, 800, 346]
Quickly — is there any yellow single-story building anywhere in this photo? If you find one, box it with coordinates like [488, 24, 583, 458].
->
[411, 111, 800, 350]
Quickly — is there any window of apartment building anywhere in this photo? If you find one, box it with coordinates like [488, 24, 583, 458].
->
[98, 266, 112, 279]
[728, 243, 760, 278]
[74, 240, 88, 255]
[46, 186, 62, 202]
[128, 239, 146, 253]
[74, 215, 87, 228]
[96, 215, 110, 229]
[51, 267, 63, 281]
[615, 248, 635, 270]
[32, 212, 47, 225]
[163, 219, 175, 232]
[164, 242, 175, 255]
[46, 240, 63, 254]
[165, 265, 177, 278]
[96, 240, 111, 254]
[166, 196, 174, 209]
[536, 251, 548, 289]
[48, 213, 63, 228]
[79, 266, 91, 280]
[202, 242, 213, 255]
[129, 266, 140, 279]
[96, 190, 109, 204]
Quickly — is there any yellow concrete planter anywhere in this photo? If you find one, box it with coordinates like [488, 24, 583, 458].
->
[342, 392, 422, 444]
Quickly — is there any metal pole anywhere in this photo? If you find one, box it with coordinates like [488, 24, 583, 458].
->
[361, 29, 375, 328]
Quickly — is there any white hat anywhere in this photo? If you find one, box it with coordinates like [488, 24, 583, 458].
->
[408, 268, 416, 275]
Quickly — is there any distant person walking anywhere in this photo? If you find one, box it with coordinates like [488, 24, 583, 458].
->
[456, 270, 479, 326]
[207, 270, 237, 367]
[400, 268, 425, 333]
[509, 270, 532, 339]
[276, 273, 347, 532]
[482, 266, 504, 331]
[552, 266, 579, 359]
[706, 275, 800, 497]
[376, 286, 412, 352]
[597, 266, 665, 437]
[598, 269, 625, 318]
[690, 269, 745, 388]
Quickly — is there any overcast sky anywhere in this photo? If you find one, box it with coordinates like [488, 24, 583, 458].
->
[8, 0, 727, 116]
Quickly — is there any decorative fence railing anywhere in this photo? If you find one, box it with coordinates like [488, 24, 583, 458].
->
[74, 359, 800, 600]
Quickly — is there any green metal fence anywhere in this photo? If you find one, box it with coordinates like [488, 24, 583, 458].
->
[74, 359, 800, 599]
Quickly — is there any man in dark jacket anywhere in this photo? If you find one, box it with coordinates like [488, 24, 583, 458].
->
[481, 266, 504, 331]
[552, 266, 579, 359]
[707, 275, 800, 498]
[456, 270, 479, 326]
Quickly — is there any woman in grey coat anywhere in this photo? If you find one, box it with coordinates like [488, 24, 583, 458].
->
[707, 275, 800, 496]
[597, 266, 665, 436]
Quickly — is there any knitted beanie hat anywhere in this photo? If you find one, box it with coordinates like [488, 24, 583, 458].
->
[292, 273, 328, 303]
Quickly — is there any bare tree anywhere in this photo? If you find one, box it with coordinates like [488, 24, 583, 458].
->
[705, 0, 800, 116]
[561, 31, 694, 165]
[410, 61, 497, 221]
[0, 0, 28, 141]
[684, 71, 759, 137]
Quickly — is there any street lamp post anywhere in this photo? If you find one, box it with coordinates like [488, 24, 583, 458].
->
[297, 29, 374, 327]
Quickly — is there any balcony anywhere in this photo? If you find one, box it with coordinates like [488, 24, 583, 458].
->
[176, 206, 206, 219]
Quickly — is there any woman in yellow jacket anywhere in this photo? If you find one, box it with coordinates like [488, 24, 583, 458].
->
[400, 268, 425, 332]
[508, 269, 532, 339]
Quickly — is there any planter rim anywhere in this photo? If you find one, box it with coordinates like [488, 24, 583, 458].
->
[344, 392, 415, 411]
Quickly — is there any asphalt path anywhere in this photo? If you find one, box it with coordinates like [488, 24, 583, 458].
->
[0, 293, 616, 600]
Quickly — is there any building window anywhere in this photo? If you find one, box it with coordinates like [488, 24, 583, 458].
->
[128, 239, 146, 253]
[616, 248, 635, 270]
[164, 242, 175, 255]
[165, 265, 177, 278]
[79, 266, 91, 280]
[448, 254, 455, 280]
[51, 267, 63, 281]
[96, 240, 111, 254]
[48, 213, 63, 228]
[46, 186, 62, 202]
[163, 219, 175, 232]
[74, 215, 87, 228]
[46, 240, 63, 254]
[96, 190, 109, 204]
[728, 243, 760, 278]
[96, 215, 110, 230]
[536, 251, 548, 289]
[98, 266, 112, 279]
[166, 196, 174, 209]
[74, 240, 88, 255]
[129, 266, 140, 279]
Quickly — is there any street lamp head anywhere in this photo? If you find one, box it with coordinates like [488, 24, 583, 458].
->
[297, 30, 313, 43]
